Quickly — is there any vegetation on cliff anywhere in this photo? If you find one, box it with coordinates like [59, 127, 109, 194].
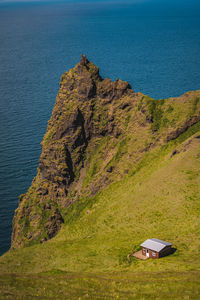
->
[0, 56, 200, 298]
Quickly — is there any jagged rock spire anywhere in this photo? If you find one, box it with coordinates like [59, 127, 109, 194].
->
[80, 54, 89, 66]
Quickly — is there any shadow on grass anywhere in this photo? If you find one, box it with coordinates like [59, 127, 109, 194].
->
[170, 247, 177, 255]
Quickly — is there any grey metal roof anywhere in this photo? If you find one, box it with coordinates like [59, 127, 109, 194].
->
[140, 238, 172, 252]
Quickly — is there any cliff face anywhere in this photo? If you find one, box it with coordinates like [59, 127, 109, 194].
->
[11, 55, 200, 248]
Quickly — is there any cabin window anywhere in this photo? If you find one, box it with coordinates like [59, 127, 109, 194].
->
[152, 251, 156, 256]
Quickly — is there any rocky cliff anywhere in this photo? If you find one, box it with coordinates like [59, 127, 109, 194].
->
[11, 55, 200, 248]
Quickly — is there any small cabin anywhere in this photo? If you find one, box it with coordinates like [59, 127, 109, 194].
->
[140, 238, 172, 259]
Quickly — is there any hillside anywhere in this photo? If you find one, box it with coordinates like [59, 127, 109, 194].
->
[0, 56, 200, 298]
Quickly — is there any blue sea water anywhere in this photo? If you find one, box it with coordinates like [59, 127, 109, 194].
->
[0, 0, 200, 255]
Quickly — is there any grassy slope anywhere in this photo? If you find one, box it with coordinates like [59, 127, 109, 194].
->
[0, 123, 200, 299]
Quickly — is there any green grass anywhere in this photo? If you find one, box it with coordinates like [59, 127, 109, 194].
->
[82, 136, 112, 189]
[0, 271, 200, 299]
[105, 136, 131, 170]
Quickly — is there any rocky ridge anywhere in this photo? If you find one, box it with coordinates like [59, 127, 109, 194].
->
[11, 55, 200, 248]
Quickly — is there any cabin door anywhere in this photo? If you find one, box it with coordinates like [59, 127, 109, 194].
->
[146, 249, 149, 257]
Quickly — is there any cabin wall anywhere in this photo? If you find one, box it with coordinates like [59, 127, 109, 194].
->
[149, 249, 159, 259]
[142, 247, 159, 259]
[142, 247, 146, 256]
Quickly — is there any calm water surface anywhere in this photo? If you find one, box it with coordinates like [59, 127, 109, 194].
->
[0, 0, 200, 255]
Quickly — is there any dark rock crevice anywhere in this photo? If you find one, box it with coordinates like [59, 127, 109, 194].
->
[65, 146, 75, 184]
[45, 208, 64, 240]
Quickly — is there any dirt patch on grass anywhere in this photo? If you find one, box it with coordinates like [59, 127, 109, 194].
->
[133, 250, 148, 260]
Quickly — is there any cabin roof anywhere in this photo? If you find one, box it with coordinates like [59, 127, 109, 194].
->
[140, 238, 172, 252]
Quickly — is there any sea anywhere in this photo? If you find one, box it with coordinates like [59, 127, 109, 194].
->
[0, 0, 200, 255]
